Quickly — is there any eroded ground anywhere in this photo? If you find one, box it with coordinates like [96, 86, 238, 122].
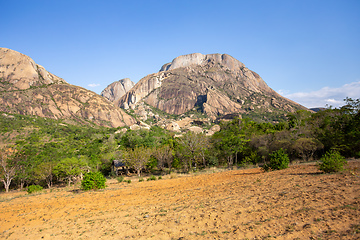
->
[1, 160, 359, 239]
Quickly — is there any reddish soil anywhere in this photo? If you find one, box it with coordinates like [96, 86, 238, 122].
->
[0, 160, 359, 239]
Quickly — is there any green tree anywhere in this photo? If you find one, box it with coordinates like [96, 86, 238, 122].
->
[176, 132, 209, 171]
[13, 150, 32, 190]
[33, 161, 56, 188]
[122, 147, 152, 177]
[81, 172, 107, 190]
[318, 150, 347, 173]
[263, 148, 289, 171]
[53, 157, 89, 186]
[153, 144, 174, 174]
[292, 137, 323, 161]
[212, 120, 249, 168]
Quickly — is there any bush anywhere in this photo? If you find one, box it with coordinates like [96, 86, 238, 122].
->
[139, 177, 144, 182]
[116, 176, 124, 183]
[81, 172, 106, 191]
[263, 148, 289, 171]
[147, 175, 156, 181]
[318, 150, 347, 173]
[27, 185, 43, 194]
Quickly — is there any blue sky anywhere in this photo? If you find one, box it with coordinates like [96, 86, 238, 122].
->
[1, 0, 359, 108]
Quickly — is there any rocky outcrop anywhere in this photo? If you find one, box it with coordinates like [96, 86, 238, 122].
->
[117, 53, 307, 120]
[0, 48, 67, 91]
[115, 71, 170, 109]
[0, 48, 135, 127]
[101, 78, 134, 102]
[160, 53, 245, 73]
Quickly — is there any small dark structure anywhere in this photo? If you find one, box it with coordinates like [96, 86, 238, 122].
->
[112, 160, 128, 176]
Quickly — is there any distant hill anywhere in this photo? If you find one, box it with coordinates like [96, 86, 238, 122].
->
[309, 108, 326, 112]
[0, 48, 135, 127]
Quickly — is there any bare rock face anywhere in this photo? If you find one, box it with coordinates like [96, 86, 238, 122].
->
[101, 78, 134, 102]
[165, 122, 180, 132]
[117, 53, 307, 121]
[114, 71, 169, 109]
[160, 53, 245, 73]
[0, 48, 67, 91]
[0, 48, 135, 127]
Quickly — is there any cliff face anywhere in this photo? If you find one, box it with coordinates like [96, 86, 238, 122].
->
[101, 78, 135, 102]
[116, 53, 307, 119]
[0, 48, 135, 127]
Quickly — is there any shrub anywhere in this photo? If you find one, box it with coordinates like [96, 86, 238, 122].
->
[81, 172, 106, 191]
[139, 177, 144, 182]
[158, 176, 162, 180]
[27, 185, 43, 194]
[243, 151, 261, 164]
[147, 175, 157, 181]
[126, 179, 131, 184]
[318, 150, 347, 173]
[263, 148, 289, 171]
[117, 176, 124, 183]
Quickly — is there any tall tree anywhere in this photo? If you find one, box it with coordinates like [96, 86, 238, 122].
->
[176, 132, 209, 171]
[0, 148, 17, 192]
[53, 157, 89, 186]
[213, 121, 249, 167]
[153, 144, 173, 174]
[122, 147, 152, 177]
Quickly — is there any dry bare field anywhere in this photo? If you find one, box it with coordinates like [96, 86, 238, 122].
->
[1, 160, 359, 240]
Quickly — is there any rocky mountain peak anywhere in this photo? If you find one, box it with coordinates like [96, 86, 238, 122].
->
[160, 53, 245, 73]
[0, 47, 67, 91]
[101, 78, 135, 102]
[117, 53, 307, 122]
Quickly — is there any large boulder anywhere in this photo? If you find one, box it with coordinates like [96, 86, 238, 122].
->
[101, 78, 135, 102]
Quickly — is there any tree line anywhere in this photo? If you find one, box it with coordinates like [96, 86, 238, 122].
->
[1, 98, 359, 192]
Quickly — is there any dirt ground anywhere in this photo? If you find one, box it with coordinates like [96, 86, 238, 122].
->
[0, 160, 359, 240]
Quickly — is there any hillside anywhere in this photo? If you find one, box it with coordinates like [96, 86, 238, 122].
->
[0, 48, 135, 128]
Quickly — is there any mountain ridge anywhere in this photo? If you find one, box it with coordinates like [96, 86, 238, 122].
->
[0, 47, 135, 128]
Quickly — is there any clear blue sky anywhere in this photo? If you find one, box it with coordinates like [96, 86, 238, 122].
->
[1, 0, 359, 108]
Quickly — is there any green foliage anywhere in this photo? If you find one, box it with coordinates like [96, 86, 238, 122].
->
[263, 149, 289, 171]
[122, 147, 153, 177]
[116, 176, 124, 183]
[176, 131, 210, 171]
[146, 156, 158, 171]
[147, 175, 156, 181]
[292, 137, 323, 161]
[53, 157, 88, 186]
[212, 118, 250, 167]
[139, 177, 144, 182]
[318, 150, 347, 173]
[27, 185, 43, 194]
[243, 151, 260, 164]
[119, 128, 170, 149]
[81, 172, 106, 190]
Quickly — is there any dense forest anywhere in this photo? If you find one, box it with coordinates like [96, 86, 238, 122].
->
[1, 98, 359, 192]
